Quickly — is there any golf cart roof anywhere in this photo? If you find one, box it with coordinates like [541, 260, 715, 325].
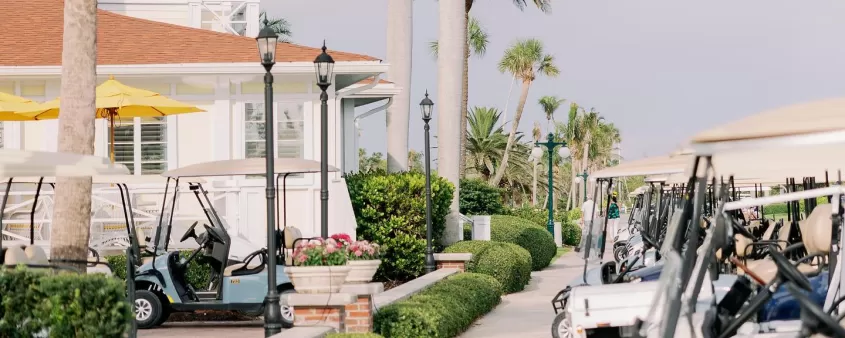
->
[628, 185, 648, 196]
[591, 155, 690, 179]
[6, 175, 201, 184]
[0, 149, 128, 177]
[161, 158, 339, 178]
[690, 97, 845, 152]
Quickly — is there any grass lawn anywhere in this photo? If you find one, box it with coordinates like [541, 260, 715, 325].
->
[552, 247, 571, 261]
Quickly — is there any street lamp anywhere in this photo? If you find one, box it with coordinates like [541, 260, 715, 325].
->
[576, 170, 589, 203]
[256, 21, 282, 337]
[534, 133, 569, 235]
[314, 42, 335, 239]
[420, 91, 436, 274]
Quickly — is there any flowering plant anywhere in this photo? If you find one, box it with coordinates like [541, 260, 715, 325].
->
[291, 238, 348, 266]
[346, 240, 381, 261]
[330, 233, 353, 248]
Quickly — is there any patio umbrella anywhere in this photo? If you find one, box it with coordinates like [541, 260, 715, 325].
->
[0, 92, 39, 121]
[16, 76, 205, 161]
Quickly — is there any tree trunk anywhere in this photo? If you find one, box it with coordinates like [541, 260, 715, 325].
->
[490, 78, 531, 186]
[51, 0, 97, 271]
[532, 161, 538, 207]
[459, 9, 470, 179]
[437, 0, 466, 245]
[385, 0, 412, 172]
[580, 135, 591, 203]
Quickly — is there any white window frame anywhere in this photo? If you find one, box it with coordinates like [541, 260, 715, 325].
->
[236, 100, 313, 186]
[107, 116, 177, 175]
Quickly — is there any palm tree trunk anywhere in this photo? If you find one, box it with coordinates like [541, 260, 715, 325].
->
[532, 161, 538, 207]
[581, 136, 591, 203]
[490, 78, 531, 186]
[51, 0, 97, 271]
[437, 0, 466, 245]
[459, 9, 470, 179]
[385, 0, 412, 172]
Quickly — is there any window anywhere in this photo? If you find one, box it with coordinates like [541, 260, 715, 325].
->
[244, 102, 304, 174]
[109, 117, 167, 175]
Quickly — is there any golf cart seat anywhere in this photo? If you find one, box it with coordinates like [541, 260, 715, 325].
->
[283, 226, 303, 266]
[738, 204, 830, 284]
[24, 245, 48, 264]
[3, 246, 28, 265]
[223, 259, 264, 277]
[135, 228, 154, 265]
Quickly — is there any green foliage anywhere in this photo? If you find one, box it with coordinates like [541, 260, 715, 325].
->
[504, 207, 582, 246]
[326, 334, 385, 338]
[562, 222, 582, 246]
[459, 178, 505, 216]
[346, 170, 455, 282]
[374, 273, 502, 338]
[107, 251, 212, 288]
[490, 215, 557, 270]
[445, 241, 532, 293]
[0, 267, 131, 337]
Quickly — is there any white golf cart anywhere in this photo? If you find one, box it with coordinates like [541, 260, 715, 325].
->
[639, 98, 845, 338]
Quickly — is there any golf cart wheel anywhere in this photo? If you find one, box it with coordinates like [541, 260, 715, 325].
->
[135, 290, 165, 329]
[614, 246, 627, 263]
[279, 287, 296, 328]
[551, 311, 575, 338]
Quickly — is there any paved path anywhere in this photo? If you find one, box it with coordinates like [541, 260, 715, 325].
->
[137, 321, 267, 338]
[459, 249, 601, 338]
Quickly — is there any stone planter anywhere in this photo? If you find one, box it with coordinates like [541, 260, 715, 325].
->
[285, 265, 351, 293]
[345, 259, 381, 284]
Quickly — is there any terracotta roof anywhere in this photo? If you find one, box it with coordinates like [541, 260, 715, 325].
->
[0, 0, 380, 67]
[356, 77, 393, 85]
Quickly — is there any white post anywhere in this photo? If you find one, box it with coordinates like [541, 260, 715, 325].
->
[471, 216, 491, 241]
[554, 221, 562, 247]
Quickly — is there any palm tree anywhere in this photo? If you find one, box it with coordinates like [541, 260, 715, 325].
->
[430, 16, 489, 179]
[51, 0, 98, 270]
[259, 11, 292, 42]
[489, 39, 559, 186]
[531, 122, 542, 206]
[436, 0, 466, 244]
[465, 107, 508, 180]
[538, 95, 565, 130]
[386, 0, 412, 173]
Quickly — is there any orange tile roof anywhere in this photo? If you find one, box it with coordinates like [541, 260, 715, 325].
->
[0, 0, 380, 67]
[356, 77, 393, 85]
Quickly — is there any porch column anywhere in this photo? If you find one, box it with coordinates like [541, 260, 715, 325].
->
[244, 1, 260, 37]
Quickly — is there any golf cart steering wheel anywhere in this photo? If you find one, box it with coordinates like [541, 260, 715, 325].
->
[180, 221, 199, 243]
[732, 219, 754, 239]
[785, 283, 845, 338]
[769, 245, 812, 291]
[202, 224, 225, 244]
[612, 255, 641, 284]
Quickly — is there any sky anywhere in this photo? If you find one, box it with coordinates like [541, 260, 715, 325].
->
[262, 0, 845, 161]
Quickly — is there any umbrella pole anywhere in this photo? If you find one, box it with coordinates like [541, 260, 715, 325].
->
[109, 111, 115, 163]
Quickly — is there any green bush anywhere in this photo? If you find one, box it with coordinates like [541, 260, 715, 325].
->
[562, 222, 582, 246]
[490, 215, 557, 270]
[327, 334, 385, 338]
[444, 240, 531, 293]
[106, 250, 212, 288]
[459, 179, 505, 216]
[346, 170, 454, 282]
[0, 267, 131, 337]
[374, 273, 502, 338]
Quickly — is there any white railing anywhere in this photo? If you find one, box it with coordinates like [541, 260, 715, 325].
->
[0, 184, 240, 251]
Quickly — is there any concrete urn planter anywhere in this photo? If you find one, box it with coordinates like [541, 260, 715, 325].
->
[345, 259, 381, 284]
[285, 265, 351, 293]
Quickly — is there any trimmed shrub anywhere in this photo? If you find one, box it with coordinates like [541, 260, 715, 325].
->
[374, 273, 502, 338]
[106, 250, 212, 288]
[327, 334, 385, 338]
[562, 222, 582, 246]
[459, 179, 505, 216]
[346, 170, 454, 282]
[491, 215, 557, 270]
[0, 267, 131, 337]
[444, 240, 532, 293]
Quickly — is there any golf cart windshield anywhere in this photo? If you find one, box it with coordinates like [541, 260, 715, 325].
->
[639, 250, 682, 337]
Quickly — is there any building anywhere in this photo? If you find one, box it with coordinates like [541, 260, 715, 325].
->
[0, 0, 399, 248]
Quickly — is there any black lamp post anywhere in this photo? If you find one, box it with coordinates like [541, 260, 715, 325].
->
[533, 133, 569, 235]
[256, 21, 282, 337]
[420, 91, 435, 274]
[576, 170, 589, 203]
[314, 42, 335, 239]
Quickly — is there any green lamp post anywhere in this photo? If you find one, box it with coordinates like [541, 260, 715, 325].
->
[575, 170, 588, 203]
[532, 133, 570, 235]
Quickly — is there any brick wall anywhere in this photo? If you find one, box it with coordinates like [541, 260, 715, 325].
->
[344, 295, 373, 333]
[293, 307, 344, 331]
[436, 261, 466, 272]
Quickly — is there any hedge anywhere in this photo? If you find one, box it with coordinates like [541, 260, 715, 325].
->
[505, 207, 582, 246]
[444, 240, 531, 293]
[459, 179, 505, 216]
[327, 334, 385, 338]
[374, 273, 502, 338]
[491, 215, 557, 270]
[346, 170, 454, 282]
[0, 267, 131, 337]
[106, 250, 212, 288]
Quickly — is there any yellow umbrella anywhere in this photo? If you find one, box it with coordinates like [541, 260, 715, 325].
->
[0, 92, 40, 121]
[17, 76, 205, 161]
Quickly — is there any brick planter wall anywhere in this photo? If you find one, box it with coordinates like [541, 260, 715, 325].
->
[433, 253, 472, 272]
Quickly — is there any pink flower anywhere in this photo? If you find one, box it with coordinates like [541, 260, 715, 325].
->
[354, 250, 363, 257]
[297, 255, 307, 263]
[326, 244, 337, 254]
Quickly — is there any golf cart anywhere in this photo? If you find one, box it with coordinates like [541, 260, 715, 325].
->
[131, 158, 337, 329]
[638, 98, 845, 338]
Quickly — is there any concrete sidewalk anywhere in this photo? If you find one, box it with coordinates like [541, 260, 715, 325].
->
[459, 250, 598, 338]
